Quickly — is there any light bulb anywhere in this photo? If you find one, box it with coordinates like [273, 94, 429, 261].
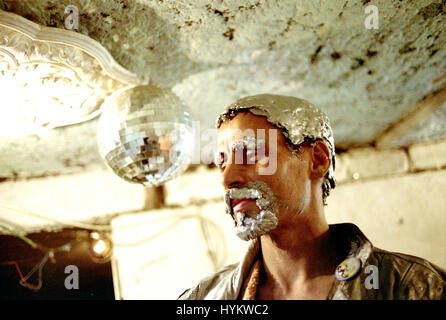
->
[89, 232, 112, 263]
[93, 239, 107, 255]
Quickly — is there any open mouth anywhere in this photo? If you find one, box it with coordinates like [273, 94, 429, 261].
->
[224, 184, 271, 219]
[232, 198, 256, 213]
[227, 188, 262, 217]
[223, 181, 279, 241]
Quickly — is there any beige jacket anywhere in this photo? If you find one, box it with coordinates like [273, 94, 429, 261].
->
[178, 223, 446, 300]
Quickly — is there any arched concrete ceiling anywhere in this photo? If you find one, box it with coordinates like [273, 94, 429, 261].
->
[0, 0, 445, 179]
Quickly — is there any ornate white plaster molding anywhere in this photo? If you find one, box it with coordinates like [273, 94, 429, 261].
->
[0, 10, 147, 136]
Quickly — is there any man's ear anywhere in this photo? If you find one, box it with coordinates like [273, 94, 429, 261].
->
[309, 140, 331, 180]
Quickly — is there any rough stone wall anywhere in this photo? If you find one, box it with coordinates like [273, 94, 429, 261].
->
[0, 0, 445, 151]
[0, 167, 146, 233]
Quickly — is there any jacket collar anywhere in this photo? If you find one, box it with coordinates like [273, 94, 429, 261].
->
[227, 238, 261, 299]
[327, 223, 374, 299]
[329, 223, 374, 265]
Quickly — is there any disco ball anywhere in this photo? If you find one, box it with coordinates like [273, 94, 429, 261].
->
[97, 85, 195, 186]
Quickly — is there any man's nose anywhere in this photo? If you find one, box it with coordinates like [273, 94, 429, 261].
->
[222, 162, 249, 189]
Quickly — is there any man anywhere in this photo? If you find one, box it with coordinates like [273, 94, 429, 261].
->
[179, 94, 446, 300]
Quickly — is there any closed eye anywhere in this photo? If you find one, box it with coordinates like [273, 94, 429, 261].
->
[246, 149, 256, 164]
[216, 147, 267, 168]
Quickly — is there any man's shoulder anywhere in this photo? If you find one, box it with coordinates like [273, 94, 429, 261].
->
[371, 247, 446, 299]
[177, 262, 240, 300]
[373, 247, 446, 278]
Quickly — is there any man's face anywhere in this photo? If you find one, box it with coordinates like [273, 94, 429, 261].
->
[217, 112, 314, 240]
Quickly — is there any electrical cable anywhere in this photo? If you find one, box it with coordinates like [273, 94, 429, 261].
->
[0, 202, 225, 233]
[0, 222, 73, 292]
[0, 255, 49, 291]
[198, 216, 224, 271]
[19, 253, 49, 291]
[0, 201, 229, 288]
[20, 241, 72, 291]
[5, 261, 28, 285]
[113, 213, 224, 247]
[112, 212, 225, 230]
[113, 211, 228, 272]
[0, 202, 111, 231]
[0, 223, 40, 250]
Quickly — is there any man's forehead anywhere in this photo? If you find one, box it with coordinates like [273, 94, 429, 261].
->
[219, 126, 256, 138]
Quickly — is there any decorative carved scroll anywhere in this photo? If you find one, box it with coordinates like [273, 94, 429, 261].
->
[0, 10, 146, 136]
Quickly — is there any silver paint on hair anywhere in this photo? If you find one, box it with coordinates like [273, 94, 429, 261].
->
[216, 94, 336, 199]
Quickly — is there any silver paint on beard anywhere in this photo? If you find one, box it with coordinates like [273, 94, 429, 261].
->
[224, 181, 278, 241]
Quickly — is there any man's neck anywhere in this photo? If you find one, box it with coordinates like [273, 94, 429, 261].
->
[257, 220, 341, 299]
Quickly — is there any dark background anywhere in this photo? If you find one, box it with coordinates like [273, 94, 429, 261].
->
[0, 228, 114, 300]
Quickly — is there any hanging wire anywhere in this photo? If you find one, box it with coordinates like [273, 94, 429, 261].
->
[196, 207, 227, 271]
[0, 224, 39, 250]
[16, 241, 72, 291]
[136, 255, 168, 286]
[1, 258, 47, 291]
[5, 261, 28, 284]
[0, 201, 229, 285]
[112, 213, 225, 247]
[19, 253, 49, 291]
[0, 222, 48, 290]
[0, 202, 226, 235]
[0, 221, 74, 291]
[0, 203, 111, 231]
[113, 211, 228, 272]
[0, 202, 228, 266]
